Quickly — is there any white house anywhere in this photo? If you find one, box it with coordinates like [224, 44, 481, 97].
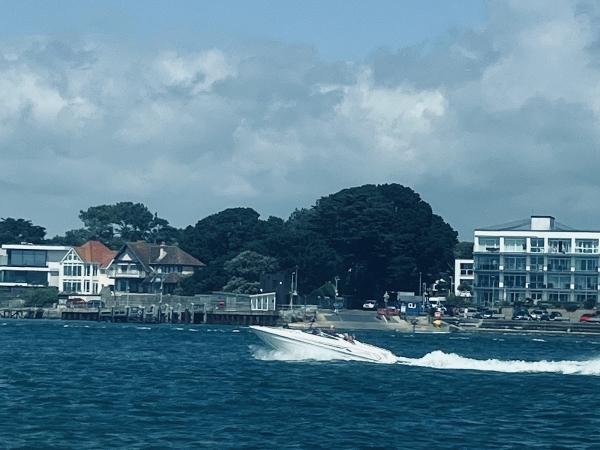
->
[59, 241, 116, 299]
[454, 259, 474, 297]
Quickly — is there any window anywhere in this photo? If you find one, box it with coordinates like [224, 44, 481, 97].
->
[474, 255, 500, 270]
[576, 293, 597, 304]
[547, 275, 571, 289]
[507, 291, 525, 303]
[3, 271, 47, 285]
[504, 275, 526, 288]
[530, 256, 544, 272]
[575, 275, 597, 291]
[9, 250, 47, 267]
[504, 238, 526, 252]
[548, 239, 571, 254]
[530, 291, 543, 302]
[62, 281, 82, 293]
[64, 265, 82, 276]
[85, 265, 91, 276]
[504, 257, 526, 271]
[479, 290, 496, 305]
[529, 274, 544, 289]
[460, 263, 473, 276]
[93, 282, 98, 294]
[548, 257, 570, 272]
[575, 258, 598, 272]
[475, 273, 499, 288]
[575, 239, 598, 254]
[530, 238, 544, 253]
[478, 237, 499, 251]
[549, 292, 571, 303]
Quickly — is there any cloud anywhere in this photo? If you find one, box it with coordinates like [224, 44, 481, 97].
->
[1, 1, 600, 238]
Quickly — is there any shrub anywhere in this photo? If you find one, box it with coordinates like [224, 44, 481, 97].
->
[23, 288, 59, 307]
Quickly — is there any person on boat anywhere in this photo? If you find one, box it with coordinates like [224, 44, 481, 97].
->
[322, 325, 336, 336]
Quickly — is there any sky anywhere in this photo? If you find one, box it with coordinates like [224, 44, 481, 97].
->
[1, 0, 599, 239]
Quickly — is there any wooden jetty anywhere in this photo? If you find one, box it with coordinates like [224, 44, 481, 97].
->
[0, 308, 45, 319]
[0, 305, 280, 326]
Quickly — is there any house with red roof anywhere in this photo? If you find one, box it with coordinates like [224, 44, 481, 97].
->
[59, 240, 116, 299]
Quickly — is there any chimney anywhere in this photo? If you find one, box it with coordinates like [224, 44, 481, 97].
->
[158, 243, 167, 260]
[531, 215, 555, 231]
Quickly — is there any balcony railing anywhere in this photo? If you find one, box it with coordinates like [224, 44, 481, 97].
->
[107, 269, 145, 278]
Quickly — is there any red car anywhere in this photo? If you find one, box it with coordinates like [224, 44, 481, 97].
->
[579, 312, 600, 322]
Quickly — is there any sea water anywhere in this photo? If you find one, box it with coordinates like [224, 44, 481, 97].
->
[1, 320, 599, 449]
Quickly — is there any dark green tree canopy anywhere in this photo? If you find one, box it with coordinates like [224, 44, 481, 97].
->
[454, 241, 474, 259]
[180, 207, 266, 264]
[0, 218, 46, 245]
[306, 184, 458, 300]
[79, 202, 176, 244]
[221, 250, 279, 294]
[51, 202, 178, 248]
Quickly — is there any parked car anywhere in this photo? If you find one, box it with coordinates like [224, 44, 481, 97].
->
[473, 309, 494, 319]
[548, 311, 567, 321]
[579, 312, 600, 322]
[481, 310, 495, 319]
[529, 309, 549, 321]
[362, 300, 376, 310]
[512, 309, 531, 320]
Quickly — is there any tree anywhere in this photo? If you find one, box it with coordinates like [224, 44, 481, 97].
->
[455, 241, 474, 259]
[76, 202, 176, 248]
[180, 208, 266, 263]
[305, 184, 458, 299]
[23, 287, 58, 307]
[0, 218, 46, 245]
[457, 282, 473, 294]
[47, 228, 95, 246]
[222, 250, 278, 294]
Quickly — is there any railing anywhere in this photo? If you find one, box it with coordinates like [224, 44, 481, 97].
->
[106, 269, 145, 278]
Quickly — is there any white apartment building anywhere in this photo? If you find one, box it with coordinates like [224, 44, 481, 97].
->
[0, 244, 70, 288]
[454, 259, 474, 297]
[473, 215, 600, 307]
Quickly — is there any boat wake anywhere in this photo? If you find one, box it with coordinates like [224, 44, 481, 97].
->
[396, 350, 600, 376]
[251, 344, 600, 375]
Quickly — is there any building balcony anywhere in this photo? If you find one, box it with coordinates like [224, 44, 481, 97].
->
[107, 269, 145, 278]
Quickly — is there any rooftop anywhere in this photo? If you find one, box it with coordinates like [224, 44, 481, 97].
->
[473, 216, 600, 232]
[74, 240, 116, 268]
[125, 241, 205, 270]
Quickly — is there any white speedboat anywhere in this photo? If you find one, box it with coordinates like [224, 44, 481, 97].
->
[250, 325, 397, 363]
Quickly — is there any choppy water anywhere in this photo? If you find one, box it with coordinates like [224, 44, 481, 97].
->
[1, 321, 600, 449]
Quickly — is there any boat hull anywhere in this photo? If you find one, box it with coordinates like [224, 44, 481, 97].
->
[250, 326, 397, 363]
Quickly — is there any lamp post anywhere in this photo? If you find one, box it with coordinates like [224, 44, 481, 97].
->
[289, 271, 295, 310]
[334, 276, 340, 297]
[491, 276, 496, 311]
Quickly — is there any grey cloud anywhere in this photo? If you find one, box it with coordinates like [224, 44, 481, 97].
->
[2, 1, 600, 239]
